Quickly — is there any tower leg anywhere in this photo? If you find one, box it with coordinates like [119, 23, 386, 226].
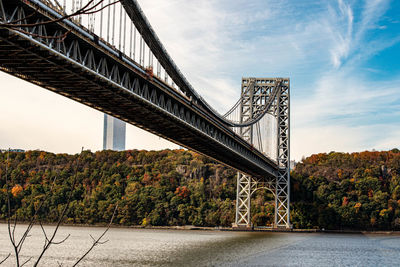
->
[275, 168, 290, 227]
[234, 172, 252, 228]
[274, 80, 290, 228]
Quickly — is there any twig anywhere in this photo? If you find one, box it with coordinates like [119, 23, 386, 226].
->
[5, 148, 20, 266]
[17, 175, 59, 254]
[0, 253, 11, 265]
[4, 11, 37, 25]
[50, 234, 71, 245]
[73, 203, 119, 266]
[20, 257, 32, 267]
[39, 220, 50, 247]
[0, 0, 119, 28]
[11, 27, 71, 41]
[33, 148, 84, 266]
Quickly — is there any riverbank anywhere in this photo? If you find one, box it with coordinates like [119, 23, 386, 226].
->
[1, 221, 400, 235]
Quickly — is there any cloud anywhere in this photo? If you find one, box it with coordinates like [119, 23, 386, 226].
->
[292, 70, 400, 160]
[294, 71, 400, 126]
[137, 0, 340, 110]
[293, 123, 400, 161]
[327, 0, 354, 68]
[0, 0, 398, 161]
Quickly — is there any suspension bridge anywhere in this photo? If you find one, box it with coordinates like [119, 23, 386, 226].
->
[0, 0, 290, 228]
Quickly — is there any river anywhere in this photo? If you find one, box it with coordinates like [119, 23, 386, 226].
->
[1, 224, 400, 266]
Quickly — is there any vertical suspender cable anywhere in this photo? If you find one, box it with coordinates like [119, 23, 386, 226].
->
[142, 39, 144, 66]
[100, 0, 104, 38]
[112, 0, 116, 45]
[142, 37, 145, 66]
[79, 0, 82, 24]
[148, 49, 151, 68]
[142, 39, 145, 66]
[107, 0, 110, 42]
[139, 36, 142, 65]
[133, 26, 136, 60]
[129, 22, 133, 58]
[88, 0, 91, 30]
[119, 3, 122, 50]
[123, 11, 127, 54]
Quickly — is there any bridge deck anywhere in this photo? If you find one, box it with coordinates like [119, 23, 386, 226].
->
[0, 0, 278, 180]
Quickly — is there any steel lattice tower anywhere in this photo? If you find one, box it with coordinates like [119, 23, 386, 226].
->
[234, 78, 290, 228]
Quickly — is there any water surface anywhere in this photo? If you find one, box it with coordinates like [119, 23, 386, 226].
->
[1, 224, 399, 266]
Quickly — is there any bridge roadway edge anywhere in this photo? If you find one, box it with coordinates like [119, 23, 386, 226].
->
[0, 2, 277, 181]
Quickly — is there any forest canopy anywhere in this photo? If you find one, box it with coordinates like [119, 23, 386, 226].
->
[1, 148, 399, 230]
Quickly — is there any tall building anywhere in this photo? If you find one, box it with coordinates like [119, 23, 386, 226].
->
[103, 114, 126, 151]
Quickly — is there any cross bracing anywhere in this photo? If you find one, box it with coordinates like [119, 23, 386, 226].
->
[0, 0, 290, 228]
[228, 78, 290, 228]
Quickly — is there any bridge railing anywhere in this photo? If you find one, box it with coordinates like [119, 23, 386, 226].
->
[2, 0, 279, 163]
[35, 0, 184, 96]
[39, 0, 279, 158]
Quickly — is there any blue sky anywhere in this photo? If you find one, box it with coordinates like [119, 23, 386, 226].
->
[0, 0, 399, 160]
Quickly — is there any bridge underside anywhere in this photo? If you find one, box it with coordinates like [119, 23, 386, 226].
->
[0, 26, 276, 180]
[0, 0, 291, 228]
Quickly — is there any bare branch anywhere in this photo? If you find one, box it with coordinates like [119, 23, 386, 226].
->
[17, 175, 60, 254]
[39, 220, 50, 248]
[20, 256, 32, 267]
[89, 234, 96, 243]
[5, 149, 20, 266]
[34, 148, 84, 266]
[76, 1, 119, 15]
[4, 11, 37, 25]
[96, 239, 109, 245]
[51, 234, 70, 245]
[0, 253, 11, 265]
[12, 214, 17, 246]
[10, 27, 71, 41]
[0, 0, 118, 29]
[3, 147, 106, 266]
[73, 203, 119, 266]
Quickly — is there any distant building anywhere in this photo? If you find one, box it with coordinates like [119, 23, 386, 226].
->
[290, 160, 297, 170]
[0, 149, 25, 153]
[103, 114, 126, 151]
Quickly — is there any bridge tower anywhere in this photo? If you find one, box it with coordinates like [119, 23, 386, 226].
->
[234, 78, 290, 228]
[0, 0, 289, 229]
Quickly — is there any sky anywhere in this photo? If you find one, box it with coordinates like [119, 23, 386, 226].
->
[0, 0, 399, 161]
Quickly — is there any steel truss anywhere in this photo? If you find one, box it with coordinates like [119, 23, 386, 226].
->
[235, 78, 290, 228]
[0, 0, 278, 180]
[0, 0, 289, 228]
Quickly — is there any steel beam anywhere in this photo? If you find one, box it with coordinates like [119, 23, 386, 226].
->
[0, 0, 278, 181]
[235, 78, 290, 228]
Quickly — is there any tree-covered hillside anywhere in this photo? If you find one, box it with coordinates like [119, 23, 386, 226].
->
[1, 149, 399, 229]
[291, 149, 400, 230]
[0, 149, 241, 227]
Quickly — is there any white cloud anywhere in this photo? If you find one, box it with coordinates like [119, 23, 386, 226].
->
[293, 71, 399, 126]
[293, 124, 400, 161]
[0, 0, 398, 162]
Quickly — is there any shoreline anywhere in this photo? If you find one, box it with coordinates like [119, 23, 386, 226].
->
[1, 221, 399, 235]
